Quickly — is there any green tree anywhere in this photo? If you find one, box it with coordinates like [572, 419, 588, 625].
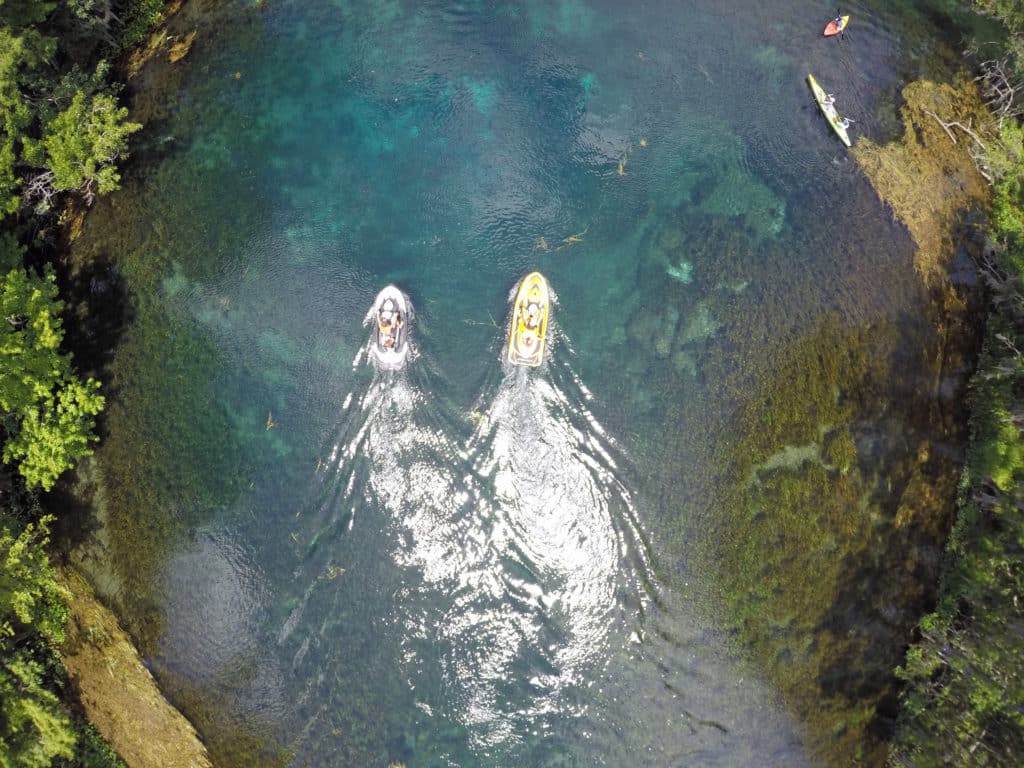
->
[31, 91, 140, 204]
[975, 0, 1024, 72]
[1, 237, 104, 490]
[0, 26, 55, 213]
[0, 0, 56, 29]
[0, 515, 76, 768]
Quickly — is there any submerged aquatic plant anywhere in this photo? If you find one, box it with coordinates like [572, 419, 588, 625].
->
[853, 76, 992, 284]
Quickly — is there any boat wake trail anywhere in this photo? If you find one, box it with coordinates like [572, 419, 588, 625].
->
[279, 321, 653, 763]
[392, 356, 653, 757]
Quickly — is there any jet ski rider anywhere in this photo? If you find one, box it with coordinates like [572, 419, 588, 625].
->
[523, 284, 543, 330]
[525, 301, 542, 329]
[378, 299, 402, 349]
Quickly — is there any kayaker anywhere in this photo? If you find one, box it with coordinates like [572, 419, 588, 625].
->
[823, 93, 836, 107]
[836, 116, 851, 130]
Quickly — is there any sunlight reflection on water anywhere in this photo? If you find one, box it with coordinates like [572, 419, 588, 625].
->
[315, 313, 654, 750]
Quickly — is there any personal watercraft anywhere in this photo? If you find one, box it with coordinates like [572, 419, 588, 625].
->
[507, 272, 550, 367]
[369, 285, 409, 369]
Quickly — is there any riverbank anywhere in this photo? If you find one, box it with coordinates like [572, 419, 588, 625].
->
[56, 2, 239, 763]
[53, 2, 288, 764]
[0, 0, 226, 764]
[60, 567, 213, 768]
[886, 4, 1024, 758]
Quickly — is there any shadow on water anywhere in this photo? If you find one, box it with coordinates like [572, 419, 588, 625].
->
[47, 237, 135, 570]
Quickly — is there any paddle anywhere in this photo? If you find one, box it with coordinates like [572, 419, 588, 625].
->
[836, 8, 846, 41]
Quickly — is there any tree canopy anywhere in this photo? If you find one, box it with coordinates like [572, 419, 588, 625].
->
[1, 237, 104, 490]
[0, 0, 141, 212]
[0, 515, 76, 768]
[36, 91, 141, 200]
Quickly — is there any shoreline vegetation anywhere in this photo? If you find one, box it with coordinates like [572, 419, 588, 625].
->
[887, 2, 1024, 763]
[0, 2, 1021, 768]
[0, 0, 210, 765]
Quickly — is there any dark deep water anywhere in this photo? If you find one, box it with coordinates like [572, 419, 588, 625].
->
[65, 0, 983, 765]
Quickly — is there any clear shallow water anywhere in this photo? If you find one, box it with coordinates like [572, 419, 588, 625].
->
[68, 0, 977, 765]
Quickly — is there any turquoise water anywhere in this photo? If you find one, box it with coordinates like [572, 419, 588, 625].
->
[67, 0, 979, 765]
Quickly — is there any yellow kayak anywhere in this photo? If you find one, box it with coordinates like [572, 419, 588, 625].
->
[508, 272, 549, 367]
[807, 74, 852, 148]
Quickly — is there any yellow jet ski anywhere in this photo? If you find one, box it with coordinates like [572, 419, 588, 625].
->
[507, 272, 550, 367]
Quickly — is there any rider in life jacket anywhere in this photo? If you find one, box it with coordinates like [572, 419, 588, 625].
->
[519, 286, 543, 349]
[378, 298, 402, 349]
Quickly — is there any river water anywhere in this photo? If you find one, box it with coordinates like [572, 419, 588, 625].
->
[66, 0, 980, 765]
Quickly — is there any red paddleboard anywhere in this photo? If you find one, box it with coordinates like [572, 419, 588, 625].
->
[824, 15, 849, 36]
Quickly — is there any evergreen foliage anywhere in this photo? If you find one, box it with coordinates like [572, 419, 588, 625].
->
[1, 238, 104, 490]
[0, 2, 170, 768]
[892, 372, 1024, 765]
[56, 724, 126, 768]
[0, 0, 143, 212]
[35, 91, 140, 200]
[989, 120, 1024, 258]
[0, 514, 76, 768]
[975, 0, 1024, 65]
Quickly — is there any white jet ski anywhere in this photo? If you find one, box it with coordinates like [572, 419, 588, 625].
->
[368, 285, 410, 369]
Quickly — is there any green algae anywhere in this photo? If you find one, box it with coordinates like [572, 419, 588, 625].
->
[706, 315, 967, 766]
[852, 76, 992, 285]
[157, 663, 291, 768]
[642, 114, 787, 242]
[605, 195, 980, 764]
[823, 427, 858, 477]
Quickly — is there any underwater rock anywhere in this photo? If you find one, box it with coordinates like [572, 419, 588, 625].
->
[626, 303, 659, 347]
[672, 349, 698, 377]
[675, 302, 722, 349]
[666, 259, 693, 284]
[654, 305, 681, 358]
[719, 279, 749, 294]
[653, 222, 685, 253]
[697, 166, 786, 240]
